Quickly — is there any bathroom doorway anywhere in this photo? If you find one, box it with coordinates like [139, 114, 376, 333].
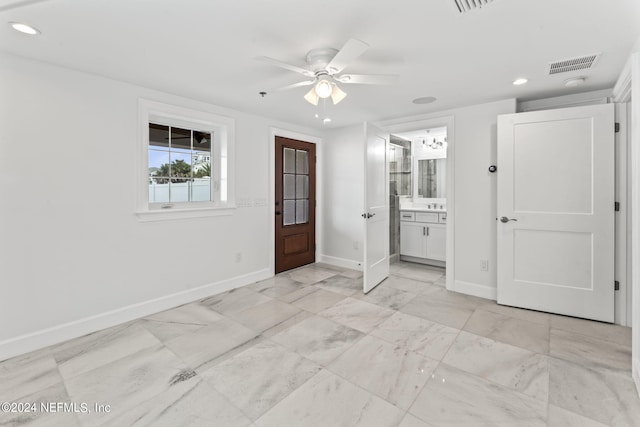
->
[389, 127, 448, 267]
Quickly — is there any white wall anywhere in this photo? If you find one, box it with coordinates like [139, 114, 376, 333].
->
[318, 125, 365, 269]
[451, 100, 517, 296]
[0, 53, 321, 360]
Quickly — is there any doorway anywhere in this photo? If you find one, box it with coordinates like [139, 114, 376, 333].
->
[383, 115, 455, 291]
[274, 136, 316, 273]
[391, 127, 448, 269]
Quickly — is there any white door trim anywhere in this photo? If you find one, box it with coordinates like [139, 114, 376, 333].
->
[381, 115, 455, 292]
[269, 128, 322, 277]
[625, 52, 640, 398]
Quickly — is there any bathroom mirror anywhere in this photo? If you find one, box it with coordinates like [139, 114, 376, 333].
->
[416, 158, 446, 198]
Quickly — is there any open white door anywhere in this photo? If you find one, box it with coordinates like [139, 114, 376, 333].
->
[497, 104, 615, 322]
[363, 122, 389, 293]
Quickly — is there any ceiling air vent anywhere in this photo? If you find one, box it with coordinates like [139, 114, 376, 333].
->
[453, 0, 494, 13]
[548, 54, 600, 75]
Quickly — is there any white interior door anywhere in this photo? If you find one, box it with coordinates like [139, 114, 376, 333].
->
[497, 104, 615, 322]
[363, 122, 389, 293]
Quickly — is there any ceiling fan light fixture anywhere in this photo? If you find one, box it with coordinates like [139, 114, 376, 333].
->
[315, 79, 333, 98]
[331, 85, 347, 104]
[304, 87, 319, 105]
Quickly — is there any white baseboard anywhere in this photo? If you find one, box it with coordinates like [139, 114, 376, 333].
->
[317, 254, 363, 271]
[454, 280, 497, 301]
[634, 359, 640, 399]
[0, 268, 271, 362]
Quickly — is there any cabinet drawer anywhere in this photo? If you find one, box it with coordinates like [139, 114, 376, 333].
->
[439, 213, 447, 224]
[415, 212, 438, 223]
[400, 211, 415, 222]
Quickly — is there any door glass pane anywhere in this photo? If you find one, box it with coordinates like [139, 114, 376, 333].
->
[284, 148, 296, 173]
[296, 199, 309, 224]
[284, 174, 296, 199]
[296, 150, 309, 174]
[296, 175, 308, 199]
[283, 200, 296, 225]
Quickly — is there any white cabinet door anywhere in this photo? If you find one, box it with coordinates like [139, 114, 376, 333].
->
[400, 222, 426, 258]
[497, 104, 614, 322]
[425, 224, 446, 261]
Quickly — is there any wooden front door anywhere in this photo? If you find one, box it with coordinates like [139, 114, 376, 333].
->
[275, 136, 316, 273]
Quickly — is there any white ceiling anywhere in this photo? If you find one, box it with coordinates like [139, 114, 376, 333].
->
[1, 0, 639, 130]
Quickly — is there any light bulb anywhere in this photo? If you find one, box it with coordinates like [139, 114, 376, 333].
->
[315, 79, 333, 98]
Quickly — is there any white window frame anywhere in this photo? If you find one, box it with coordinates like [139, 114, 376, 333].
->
[136, 99, 235, 221]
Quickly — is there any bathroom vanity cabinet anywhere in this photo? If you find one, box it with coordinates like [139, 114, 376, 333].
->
[399, 210, 446, 264]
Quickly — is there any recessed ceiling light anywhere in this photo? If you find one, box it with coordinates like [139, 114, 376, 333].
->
[323, 117, 332, 124]
[513, 78, 528, 86]
[412, 96, 437, 105]
[9, 22, 40, 35]
[564, 76, 586, 87]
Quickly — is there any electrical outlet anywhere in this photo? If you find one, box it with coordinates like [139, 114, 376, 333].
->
[235, 252, 242, 263]
[353, 241, 359, 250]
[480, 259, 489, 272]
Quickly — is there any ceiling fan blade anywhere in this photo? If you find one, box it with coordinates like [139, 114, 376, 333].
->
[256, 56, 315, 77]
[275, 80, 315, 91]
[337, 74, 398, 85]
[326, 38, 369, 74]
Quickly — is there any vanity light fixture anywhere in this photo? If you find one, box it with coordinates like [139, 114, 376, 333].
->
[423, 135, 444, 149]
[9, 22, 40, 35]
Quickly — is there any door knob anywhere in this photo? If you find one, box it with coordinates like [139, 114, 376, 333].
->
[500, 216, 517, 223]
[361, 213, 375, 219]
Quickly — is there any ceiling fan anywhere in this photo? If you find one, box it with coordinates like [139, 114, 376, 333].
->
[257, 39, 397, 105]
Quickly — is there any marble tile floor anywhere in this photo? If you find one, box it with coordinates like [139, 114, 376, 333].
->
[1, 261, 637, 426]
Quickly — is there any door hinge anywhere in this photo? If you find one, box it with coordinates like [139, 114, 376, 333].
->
[615, 202, 620, 211]
[615, 122, 620, 133]
[614, 280, 620, 291]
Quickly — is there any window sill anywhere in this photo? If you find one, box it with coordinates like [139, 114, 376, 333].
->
[136, 205, 236, 222]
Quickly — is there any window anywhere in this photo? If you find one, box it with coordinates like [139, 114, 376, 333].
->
[148, 123, 212, 203]
[137, 99, 234, 220]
